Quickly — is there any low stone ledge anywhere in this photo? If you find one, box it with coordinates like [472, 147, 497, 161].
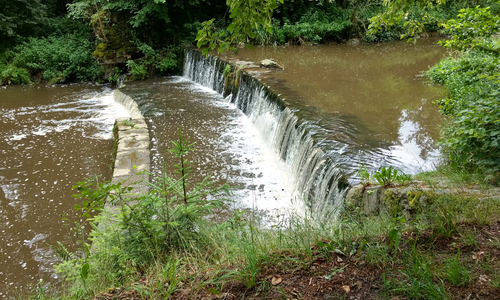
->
[346, 183, 500, 216]
[100, 91, 150, 220]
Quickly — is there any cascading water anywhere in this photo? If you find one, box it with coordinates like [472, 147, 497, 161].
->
[184, 49, 348, 210]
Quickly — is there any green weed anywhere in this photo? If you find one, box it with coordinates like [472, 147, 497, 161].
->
[430, 203, 458, 238]
[443, 250, 471, 287]
[357, 164, 371, 186]
[362, 242, 392, 268]
[460, 228, 478, 249]
[383, 245, 449, 299]
[427, 50, 500, 180]
[374, 166, 398, 187]
[491, 273, 500, 288]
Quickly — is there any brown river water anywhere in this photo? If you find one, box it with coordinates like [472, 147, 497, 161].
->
[0, 39, 446, 297]
[0, 84, 130, 297]
[228, 38, 447, 172]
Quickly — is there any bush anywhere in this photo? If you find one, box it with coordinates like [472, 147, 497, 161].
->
[155, 50, 181, 74]
[125, 44, 183, 80]
[126, 60, 148, 80]
[254, 5, 354, 45]
[11, 32, 103, 83]
[427, 50, 500, 179]
[0, 64, 31, 85]
[56, 130, 233, 297]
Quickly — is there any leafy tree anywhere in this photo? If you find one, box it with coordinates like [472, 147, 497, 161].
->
[68, 0, 227, 49]
[0, 0, 47, 47]
[0, 0, 73, 48]
[367, 0, 446, 39]
[196, 0, 284, 54]
[440, 6, 500, 52]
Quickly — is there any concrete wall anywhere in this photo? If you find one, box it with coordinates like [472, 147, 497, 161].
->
[104, 90, 150, 214]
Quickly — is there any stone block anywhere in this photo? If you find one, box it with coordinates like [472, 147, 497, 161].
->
[345, 184, 363, 207]
[363, 186, 382, 215]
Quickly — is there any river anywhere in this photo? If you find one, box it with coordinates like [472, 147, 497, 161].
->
[0, 84, 129, 297]
[0, 39, 445, 297]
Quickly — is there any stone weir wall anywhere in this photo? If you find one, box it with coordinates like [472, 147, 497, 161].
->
[184, 49, 348, 210]
[107, 90, 150, 212]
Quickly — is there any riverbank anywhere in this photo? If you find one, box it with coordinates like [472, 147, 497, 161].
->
[18, 92, 499, 299]
[35, 179, 500, 299]
[27, 47, 498, 299]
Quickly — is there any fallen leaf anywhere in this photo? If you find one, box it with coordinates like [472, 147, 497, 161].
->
[342, 285, 350, 293]
[271, 275, 282, 285]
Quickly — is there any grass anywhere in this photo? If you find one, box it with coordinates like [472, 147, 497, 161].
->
[383, 245, 449, 300]
[460, 228, 478, 249]
[415, 165, 498, 190]
[21, 155, 500, 300]
[443, 250, 471, 287]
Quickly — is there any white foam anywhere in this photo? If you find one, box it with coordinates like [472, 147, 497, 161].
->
[9, 134, 26, 141]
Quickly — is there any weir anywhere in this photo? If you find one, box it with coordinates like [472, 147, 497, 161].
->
[184, 49, 349, 209]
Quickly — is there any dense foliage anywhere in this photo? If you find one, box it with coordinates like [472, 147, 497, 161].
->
[427, 50, 500, 179]
[1, 1, 498, 176]
[0, 0, 227, 84]
[424, 2, 500, 180]
[0, 0, 67, 49]
[0, 18, 103, 84]
[1, 0, 497, 84]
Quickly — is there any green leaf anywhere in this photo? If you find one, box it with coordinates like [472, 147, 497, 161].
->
[81, 263, 90, 281]
[389, 228, 401, 253]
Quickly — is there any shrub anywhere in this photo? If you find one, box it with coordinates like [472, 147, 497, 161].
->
[125, 44, 182, 80]
[58, 130, 233, 297]
[0, 64, 31, 85]
[12, 32, 103, 83]
[155, 50, 181, 74]
[427, 50, 500, 179]
[126, 60, 148, 80]
[254, 6, 354, 45]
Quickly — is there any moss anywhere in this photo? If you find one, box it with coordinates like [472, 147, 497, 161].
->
[406, 190, 437, 214]
[234, 65, 245, 88]
[90, 12, 139, 63]
[383, 189, 400, 217]
[93, 43, 110, 58]
[407, 191, 423, 210]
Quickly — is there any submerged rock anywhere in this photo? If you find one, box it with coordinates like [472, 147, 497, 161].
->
[260, 59, 284, 70]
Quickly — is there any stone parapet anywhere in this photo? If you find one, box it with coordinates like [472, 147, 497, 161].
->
[346, 183, 500, 217]
[103, 91, 150, 216]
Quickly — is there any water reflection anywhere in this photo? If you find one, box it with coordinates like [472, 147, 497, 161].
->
[231, 38, 447, 174]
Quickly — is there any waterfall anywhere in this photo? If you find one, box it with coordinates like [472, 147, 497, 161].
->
[183, 49, 348, 212]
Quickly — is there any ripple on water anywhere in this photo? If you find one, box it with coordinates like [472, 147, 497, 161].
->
[0, 85, 130, 298]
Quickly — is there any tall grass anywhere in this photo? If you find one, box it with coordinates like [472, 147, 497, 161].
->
[26, 129, 500, 299]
